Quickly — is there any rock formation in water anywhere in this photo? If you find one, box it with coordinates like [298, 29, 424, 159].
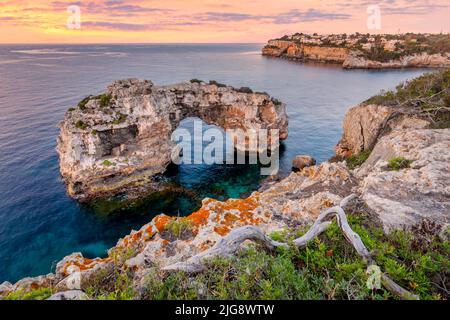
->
[57, 79, 289, 201]
[262, 33, 450, 69]
[3, 70, 449, 300]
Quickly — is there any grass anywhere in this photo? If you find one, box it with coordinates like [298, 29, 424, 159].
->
[346, 150, 371, 170]
[138, 215, 449, 300]
[4, 287, 53, 300]
[163, 218, 194, 240]
[388, 157, 412, 171]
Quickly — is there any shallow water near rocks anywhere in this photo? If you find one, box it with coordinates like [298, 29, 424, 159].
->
[0, 44, 427, 283]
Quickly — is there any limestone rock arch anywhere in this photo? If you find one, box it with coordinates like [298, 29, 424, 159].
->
[57, 79, 289, 201]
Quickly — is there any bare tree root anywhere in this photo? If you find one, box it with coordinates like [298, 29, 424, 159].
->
[162, 194, 419, 300]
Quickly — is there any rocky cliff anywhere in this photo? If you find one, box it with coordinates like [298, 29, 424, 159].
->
[262, 33, 450, 69]
[57, 79, 288, 201]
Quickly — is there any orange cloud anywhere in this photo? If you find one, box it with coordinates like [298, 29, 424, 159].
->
[0, 0, 448, 43]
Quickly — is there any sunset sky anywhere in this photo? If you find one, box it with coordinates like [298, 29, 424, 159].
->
[0, 0, 449, 43]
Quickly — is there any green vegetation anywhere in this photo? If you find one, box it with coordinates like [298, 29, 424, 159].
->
[96, 94, 112, 108]
[237, 87, 253, 94]
[68, 107, 75, 112]
[190, 79, 203, 84]
[271, 98, 282, 106]
[346, 150, 371, 170]
[75, 120, 88, 130]
[163, 218, 194, 240]
[77, 96, 92, 110]
[364, 68, 450, 128]
[209, 80, 227, 88]
[102, 159, 113, 166]
[85, 269, 136, 300]
[112, 112, 127, 125]
[388, 157, 412, 171]
[4, 287, 53, 300]
[138, 215, 448, 300]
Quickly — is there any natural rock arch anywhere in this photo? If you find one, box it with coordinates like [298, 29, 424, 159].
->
[57, 79, 289, 201]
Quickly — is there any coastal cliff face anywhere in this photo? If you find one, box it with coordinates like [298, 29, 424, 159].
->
[263, 40, 348, 63]
[262, 33, 450, 69]
[343, 51, 450, 69]
[57, 79, 288, 201]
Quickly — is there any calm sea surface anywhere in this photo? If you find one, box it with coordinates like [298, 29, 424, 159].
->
[0, 44, 427, 283]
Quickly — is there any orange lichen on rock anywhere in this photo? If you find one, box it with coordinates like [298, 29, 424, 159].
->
[154, 215, 174, 233]
[214, 225, 231, 236]
[207, 196, 263, 236]
[62, 256, 112, 276]
[187, 207, 210, 227]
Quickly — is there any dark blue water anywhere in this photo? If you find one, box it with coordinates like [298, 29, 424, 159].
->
[0, 44, 427, 283]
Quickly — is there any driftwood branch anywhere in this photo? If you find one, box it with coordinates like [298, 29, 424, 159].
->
[162, 194, 419, 300]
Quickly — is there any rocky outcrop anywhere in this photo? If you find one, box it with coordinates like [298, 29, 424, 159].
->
[356, 129, 450, 231]
[282, 43, 349, 63]
[57, 79, 288, 201]
[335, 104, 430, 157]
[343, 51, 450, 69]
[262, 36, 450, 69]
[292, 155, 316, 171]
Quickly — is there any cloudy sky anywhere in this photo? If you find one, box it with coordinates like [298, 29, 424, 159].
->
[0, 0, 449, 43]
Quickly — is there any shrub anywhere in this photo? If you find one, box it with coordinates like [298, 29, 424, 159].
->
[271, 98, 282, 106]
[388, 157, 412, 171]
[139, 216, 449, 300]
[163, 218, 194, 240]
[346, 150, 371, 170]
[209, 80, 227, 88]
[190, 79, 203, 84]
[77, 96, 92, 110]
[112, 112, 127, 125]
[237, 87, 253, 94]
[75, 120, 88, 130]
[102, 159, 113, 166]
[363, 68, 450, 127]
[96, 94, 112, 108]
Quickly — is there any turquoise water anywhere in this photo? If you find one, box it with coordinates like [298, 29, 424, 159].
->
[0, 44, 427, 283]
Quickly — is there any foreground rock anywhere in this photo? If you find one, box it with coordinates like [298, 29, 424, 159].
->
[58, 79, 288, 201]
[356, 129, 450, 231]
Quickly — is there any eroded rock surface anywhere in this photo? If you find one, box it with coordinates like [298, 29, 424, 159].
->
[335, 104, 430, 157]
[356, 129, 450, 231]
[58, 79, 288, 200]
